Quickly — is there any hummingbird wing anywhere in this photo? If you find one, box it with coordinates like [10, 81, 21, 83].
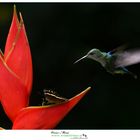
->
[108, 44, 128, 55]
[114, 48, 140, 68]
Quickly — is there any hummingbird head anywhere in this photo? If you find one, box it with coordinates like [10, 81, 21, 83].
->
[74, 48, 102, 64]
[87, 48, 102, 59]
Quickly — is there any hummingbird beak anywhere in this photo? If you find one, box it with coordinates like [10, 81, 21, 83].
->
[74, 55, 87, 64]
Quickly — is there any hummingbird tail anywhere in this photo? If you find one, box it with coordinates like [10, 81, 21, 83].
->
[129, 72, 137, 79]
[122, 67, 137, 79]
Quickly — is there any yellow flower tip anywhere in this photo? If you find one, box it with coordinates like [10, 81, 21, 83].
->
[19, 11, 30, 43]
[13, 5, 17, 17]
[19, 12, 24, 24]
[85, 86, 91, 92]
[69, 86, 91, 101]
[12, 4, 19, 26]
[77, 86, 91, 97]
[0, 49, 4, 58]
[0, 127, 5, 130]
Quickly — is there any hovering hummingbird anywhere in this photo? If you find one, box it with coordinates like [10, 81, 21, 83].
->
[74, 46, 140, 79]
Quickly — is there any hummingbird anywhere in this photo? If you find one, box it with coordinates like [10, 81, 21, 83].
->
[74, 46, 140, 79]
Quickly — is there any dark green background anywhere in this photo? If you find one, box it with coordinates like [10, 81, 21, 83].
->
[0, 3, 140, 129]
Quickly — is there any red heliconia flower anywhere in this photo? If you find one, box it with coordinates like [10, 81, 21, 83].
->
[0, 6, 91, 129]
[0, 6, 33, 122]
[12, 87, 91, 129]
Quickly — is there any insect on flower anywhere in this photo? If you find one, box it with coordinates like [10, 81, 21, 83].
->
[42, 89, 68, 105]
